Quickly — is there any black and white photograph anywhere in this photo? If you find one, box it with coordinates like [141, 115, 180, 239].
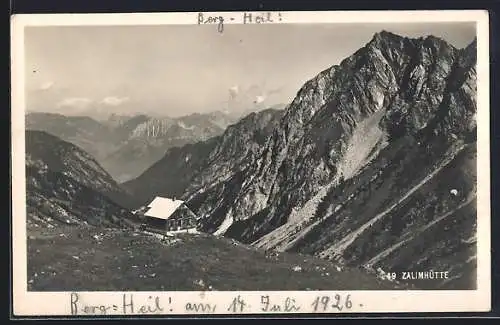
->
[11, 10, 491, 315]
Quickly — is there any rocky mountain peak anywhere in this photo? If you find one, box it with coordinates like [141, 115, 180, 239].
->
[465, 37, 477, 51]
[459, 38, 477, 68]
[370, 30, 407, 45]
[184, 31, 475, 243]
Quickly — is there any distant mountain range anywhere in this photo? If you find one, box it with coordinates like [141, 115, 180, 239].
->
[25, 109, 268, 182]
[125, 31, 478, 289]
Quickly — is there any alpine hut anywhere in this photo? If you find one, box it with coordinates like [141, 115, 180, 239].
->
[139, 196, 198, 232]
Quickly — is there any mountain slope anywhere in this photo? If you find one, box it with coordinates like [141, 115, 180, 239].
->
[123, 108, 284, 206]
[126, 31, 477, 289]
[25, 130, 138, 229]
[248, 34, 478, 289]
[222, 32, 471, 241]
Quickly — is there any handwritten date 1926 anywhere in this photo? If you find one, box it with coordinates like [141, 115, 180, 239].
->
[311, 294, 355, 312]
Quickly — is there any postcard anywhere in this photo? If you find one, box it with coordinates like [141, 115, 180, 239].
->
[11, 10, 491, 316]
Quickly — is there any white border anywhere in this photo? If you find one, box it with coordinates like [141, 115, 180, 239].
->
[11, 10, 491, 316]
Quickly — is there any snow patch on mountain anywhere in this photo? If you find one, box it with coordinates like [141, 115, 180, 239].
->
[213, 215, 234, 236]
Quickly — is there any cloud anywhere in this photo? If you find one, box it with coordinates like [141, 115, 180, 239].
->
[39, 81, 54, 90]
[56, 97, 93, 109]
[228, 85, 239, 99]
[254, 95, 266, 104]
[100, 96, 130, 106]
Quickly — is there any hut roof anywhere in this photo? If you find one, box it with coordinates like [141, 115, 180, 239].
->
[144, 196, 184, 220]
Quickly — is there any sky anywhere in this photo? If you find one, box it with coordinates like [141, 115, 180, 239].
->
[24, 22, 476, 118]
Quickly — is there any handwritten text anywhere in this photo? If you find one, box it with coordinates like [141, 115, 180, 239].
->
[70, 293, 168, 315]
[197, 12, 283, 33]
[67, 292, 362, 315]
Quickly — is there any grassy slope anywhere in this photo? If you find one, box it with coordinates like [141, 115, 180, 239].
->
[27, 225, 409, 291]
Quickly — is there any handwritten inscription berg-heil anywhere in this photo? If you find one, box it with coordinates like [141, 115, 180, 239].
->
[197, 12, 283, 33]
[70, 293, 171, 315]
